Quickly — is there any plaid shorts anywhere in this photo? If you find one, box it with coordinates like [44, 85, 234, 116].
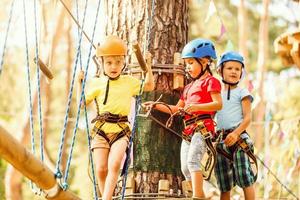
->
[214, 133, 256, 192]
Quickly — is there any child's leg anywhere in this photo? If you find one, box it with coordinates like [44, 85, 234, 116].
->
[180, 140, 192, 180]
[243, 185, 255, 200]
[190, 171, 205, 198]
[102, 138, 128, 200]
[93, 147, 110, 195]
[220, 191, 231, 200]
[187, 132, 207, 198]
[214, 142, 234, 199]
[233, 135, 256, 200]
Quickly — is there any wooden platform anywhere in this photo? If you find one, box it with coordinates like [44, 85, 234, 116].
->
[274, 29, 300, 69]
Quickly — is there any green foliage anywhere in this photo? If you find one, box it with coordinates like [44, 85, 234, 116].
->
[0, 160, 7, 199]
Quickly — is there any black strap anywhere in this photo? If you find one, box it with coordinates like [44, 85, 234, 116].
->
[184, 114, 211, 127]
[95, 126, 130, 147]
[91, 112, 128, 123]
[216, 136, 258, 181]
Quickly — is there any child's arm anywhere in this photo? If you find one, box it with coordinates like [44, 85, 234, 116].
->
[142, 64, 154, 91]
[184, 92, 222, 112]
[77, 70, 93, 108]
[143, 99, 185, 114]
[224, 97, 251, 146]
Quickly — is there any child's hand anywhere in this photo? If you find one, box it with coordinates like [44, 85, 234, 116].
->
[77, 70, 84, 83]
[142, 101, 155, 111]
[184, 104, 196, 113]
[224, 132, 239, 147]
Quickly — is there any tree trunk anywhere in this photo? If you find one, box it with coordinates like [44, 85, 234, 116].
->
[254, 0, 269, 149]
[103, 0, 188, 193]
[238, 0, 249, 71]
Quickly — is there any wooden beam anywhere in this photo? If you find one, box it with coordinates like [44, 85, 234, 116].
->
[0, 125, 81, 200]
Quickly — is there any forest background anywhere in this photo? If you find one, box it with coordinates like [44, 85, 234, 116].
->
[0, 0, 299, 199]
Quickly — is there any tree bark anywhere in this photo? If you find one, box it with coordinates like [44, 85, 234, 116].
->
[103, 0, 188, 193]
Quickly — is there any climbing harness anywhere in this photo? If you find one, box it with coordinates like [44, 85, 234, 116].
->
[53, 1, 101, 200]
[215, 129, 258, 181]
[141, 100, 217, 181]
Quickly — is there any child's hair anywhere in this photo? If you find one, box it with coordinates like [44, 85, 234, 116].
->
[181, 38, 217, 79]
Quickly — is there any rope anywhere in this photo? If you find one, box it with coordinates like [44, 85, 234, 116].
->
[54, 0, 90, 179]
[22, 0, 39, 194]
[121, 2, 155, 198]
[121, 79, 145, 200]
[0, 0, 15, 76]
[58, 0, 96, 49]
[255, 155, 299, 200]
[33, 0, 44, 162]
[82, 95, 98, 200]
[61, 0, 102, 190]
[75, 0, 83, 70]
[76, 0, 98, 199]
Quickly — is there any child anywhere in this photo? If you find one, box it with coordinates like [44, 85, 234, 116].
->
[79, 35, 154, 200]
[144, 38, 222, 199]
[214, 51, 256, 200]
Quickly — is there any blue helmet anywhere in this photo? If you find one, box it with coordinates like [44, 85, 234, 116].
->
[181, 38, 217, 59]
[217, 51, 244, 68]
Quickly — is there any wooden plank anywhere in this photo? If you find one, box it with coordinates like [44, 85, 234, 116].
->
[0, 125, 81, 200]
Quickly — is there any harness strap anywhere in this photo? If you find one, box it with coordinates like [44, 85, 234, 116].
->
[95, 126, 130, 147]
[216, 130, 258, 181]
[91, 112, 128, 124]
[184, 114, 211, 127]
[194, 120, 216, 180]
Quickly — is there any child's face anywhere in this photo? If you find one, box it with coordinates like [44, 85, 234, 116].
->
[102, 56, 125, 78]
[222, 61, 243, 83]
[184, 58, 207, 79]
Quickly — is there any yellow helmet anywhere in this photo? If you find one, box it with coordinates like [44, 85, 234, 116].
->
[96, 35, 127, 57]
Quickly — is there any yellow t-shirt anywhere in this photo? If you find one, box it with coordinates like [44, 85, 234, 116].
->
[85, 75, 142, 133]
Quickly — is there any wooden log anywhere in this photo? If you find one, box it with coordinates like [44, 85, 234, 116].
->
[125, 175, 135, 195]
[132, 43, 148, 73]
[173, 52, 184, 91]
[34, 57, 54, 79]
[0, 125, 81, 200]
[181, 180, 192, 197]
[158, 179, 169, 195]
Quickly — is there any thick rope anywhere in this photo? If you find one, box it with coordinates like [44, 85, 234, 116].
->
[55, 0, 90, 179]
[0, 0, 15, 76]
[62, 0, 102, 190]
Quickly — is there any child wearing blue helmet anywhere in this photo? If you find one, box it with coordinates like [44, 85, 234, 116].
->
[144, 38, 222, 199]
[215, 51, 256, 200]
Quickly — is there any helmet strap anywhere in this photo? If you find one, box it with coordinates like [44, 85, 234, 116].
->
[194, 58, 208, 80]
[222, 79, 239, 100]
